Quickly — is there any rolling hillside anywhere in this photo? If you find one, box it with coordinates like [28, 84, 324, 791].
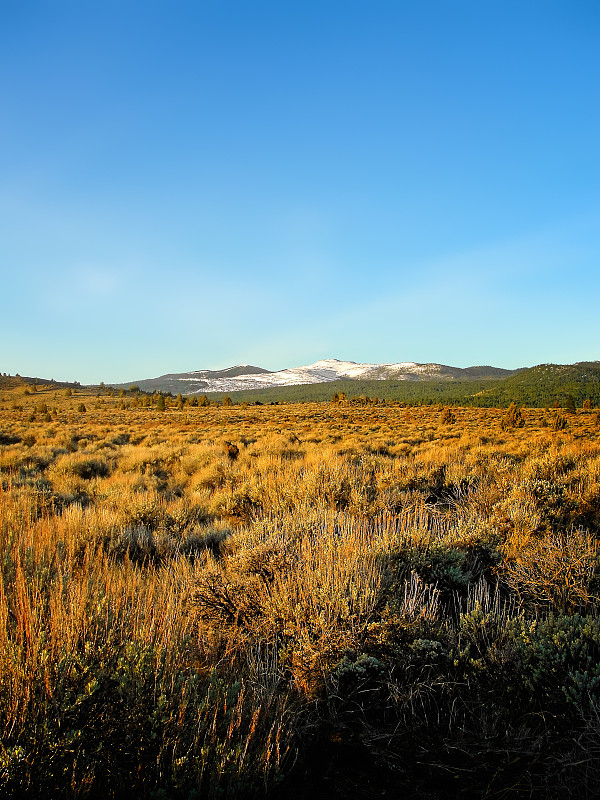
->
[204, 361, 600, 407]
[108, 358, 517, 396]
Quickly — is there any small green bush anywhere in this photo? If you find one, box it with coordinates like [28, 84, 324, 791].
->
[71, 459, 110, 480]
[508, 613, 600, 711]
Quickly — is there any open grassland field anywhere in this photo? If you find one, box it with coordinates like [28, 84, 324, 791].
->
[2, 382, 600, 798]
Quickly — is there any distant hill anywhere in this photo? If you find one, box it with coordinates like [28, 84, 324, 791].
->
[110, 365, 271, 395]
[466, 361, 600, 408]
[201, 361, 600, 407]
[5, 360, 599, 408]
[108, 358, 518, 396]
[0, 374, 81, 391]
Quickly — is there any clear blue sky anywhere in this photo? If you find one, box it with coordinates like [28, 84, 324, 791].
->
[2, 1, 599, 383]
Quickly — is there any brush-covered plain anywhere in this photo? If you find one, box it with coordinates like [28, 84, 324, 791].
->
[2, 383, 600, 798]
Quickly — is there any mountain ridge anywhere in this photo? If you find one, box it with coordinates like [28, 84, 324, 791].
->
[108, 358, 519, 395]
[4, 360, 600, 408]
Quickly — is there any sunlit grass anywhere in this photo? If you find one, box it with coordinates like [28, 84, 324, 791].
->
[2, 383, 600, 796]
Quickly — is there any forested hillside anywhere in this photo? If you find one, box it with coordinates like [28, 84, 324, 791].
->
[207, 361, 600, 407]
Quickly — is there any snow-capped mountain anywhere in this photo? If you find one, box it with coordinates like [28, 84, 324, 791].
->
[111, 359, 516, 395]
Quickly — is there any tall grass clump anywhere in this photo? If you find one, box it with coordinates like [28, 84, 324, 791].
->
[0, 486, 291, 798]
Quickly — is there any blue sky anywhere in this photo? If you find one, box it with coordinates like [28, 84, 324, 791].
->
[2, 1, 599, 383]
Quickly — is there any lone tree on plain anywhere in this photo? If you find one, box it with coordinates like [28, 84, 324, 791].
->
[564, 395, 576, 414]
[501, 402, 525, 430]
[441, 406, 456, 425]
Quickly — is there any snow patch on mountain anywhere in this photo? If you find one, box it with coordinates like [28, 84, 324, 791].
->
[112, 358, 516, 395]
[178, 359, 464, 393]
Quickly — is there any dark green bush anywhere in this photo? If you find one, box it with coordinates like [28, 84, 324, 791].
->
[71, 459, 110, 480]
[386, 543, 481, 604]
[508, 614, 600, 712]
[183, 526, 231, 559]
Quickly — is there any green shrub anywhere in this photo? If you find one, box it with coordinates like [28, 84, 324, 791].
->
[71, 459, 110, 480]
[507, 613, 600, 712]
[387, 543, 476, 602]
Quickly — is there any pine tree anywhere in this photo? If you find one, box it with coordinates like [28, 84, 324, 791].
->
[564, 395, 576, 414]
[441, 406, 456, 425]
[501, 402, 525, 430]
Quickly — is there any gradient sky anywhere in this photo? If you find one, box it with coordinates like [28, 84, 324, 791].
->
[2, 1, 599, 383]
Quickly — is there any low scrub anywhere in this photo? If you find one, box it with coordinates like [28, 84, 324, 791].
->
[1, 391, 600, 796]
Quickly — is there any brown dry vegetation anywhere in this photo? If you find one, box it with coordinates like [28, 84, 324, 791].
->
[2, 382, 600, 798]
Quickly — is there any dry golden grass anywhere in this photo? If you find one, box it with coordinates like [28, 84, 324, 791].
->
[2, 383, 600, 796]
